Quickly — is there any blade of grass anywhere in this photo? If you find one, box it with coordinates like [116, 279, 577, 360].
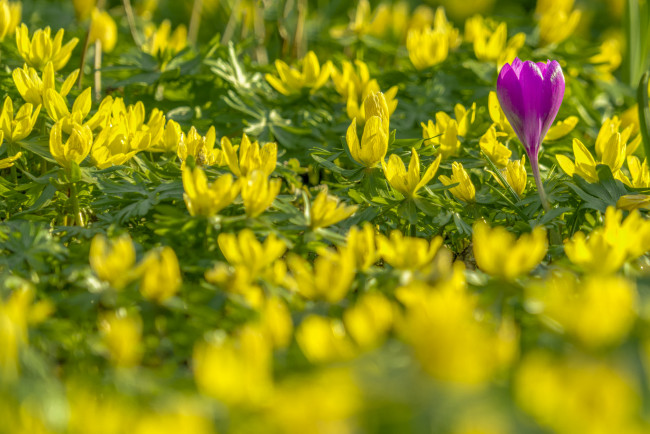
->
[638, 71, 650, 159]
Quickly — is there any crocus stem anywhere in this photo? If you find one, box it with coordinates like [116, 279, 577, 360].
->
[530, 156, 550, 212]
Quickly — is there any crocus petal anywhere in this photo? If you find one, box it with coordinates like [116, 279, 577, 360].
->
[519, 60, 545, 156]
[539, 60, 565, 138]
[496, 63, 525, 140]
[510, 57, 524, 76]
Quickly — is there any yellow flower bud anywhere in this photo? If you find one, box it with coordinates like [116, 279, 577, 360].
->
[99, 309, 142, 368]
[287, 249, 355, 303]
[439, 162, 476, 202]
[265, 51, 332, 96]
[221, 133, 277, 177]
[0, 96, 40, 143]
[345, 116, 388, 167]
[406, 26, 449, 70]
[480, 125, 511, 168]
[0, 0, 20, 41]
[49, 121, 93, 169]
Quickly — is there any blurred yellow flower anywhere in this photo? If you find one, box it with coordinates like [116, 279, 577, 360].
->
[488, 90, 515, 137]
[241, 170, 281, 218]
[143, 19, 187, 57]
[406, 26, 449, 70]
[89, 8, 117, 53]
[16, 24, 79, 71]
[138, 246, 182, 303]
[296, 315, 356, 363]
[625, 156, 650, 188]
[617, 194, 650, 211]
[383, 148, 441, 198]
[218, 229, 287, 276]
[0, 149, 21, 169]
[545, 115, 579, 141]
[0, 96, 40, 143]
[377, 230, 443, 271]
[596, 116, 640, 157]
[468, 17, 525, 68]
[344, 223, 378, 271]
[261, 296, 293, 349]
[0, 0, 20, 40]
[72, 0, 95, 20]
[473, 221, 547, 280]
[287, 249, 355, 303]
[12, 62, 79, 106]
[0, 281, 53, 380]
[49, 121, 93, 170]
[439, 162, 476, 203]
[194, 326, 272, 406]
[99, 309, 142, 368]
[89, 233, 136, 290]
[308, 188, 357, 229]
[343, 292, 394, 349]
[265, 51, 332, 96]
[221, 133, 277, 177]
[527, 273, 637, 349]
[182, 166, 239, 218]
[537, 0, 581, 46]
[515, 352, 639, 434]
[590, 37, 623, 81]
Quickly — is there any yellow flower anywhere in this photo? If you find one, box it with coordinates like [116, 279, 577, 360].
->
[142, 19, 187, 57]
[0, 0, 20, 40]
[564, 229, 627, 275]
[398, 281, 517, 385]
[138, 246, 182, 303]
[406, 26, 449, 70]
[218, 229, 287, 276]
[473, 221, 547, 280]
[557, 137, 627, 183]
[590, 37, 623, 81]
[344, 223, 378, 271]
[383, 148, 441, 198]
[0, 149, 21, 169]
[480, 125, 511, 167]
[221, 133, 277, 177]
[625, 156, 650, 188]
[544, 115, 579, 141]
[193, 325, 272, 406]
[16, 24, 79, 71]
[0, 281, 53, 380]
[265, 51, 332, 96]
[241, 170, 281, 218]
[599, 207, 650, 259]
[89, 8, 118, 53]
[421, 114, 461, 158]
[287, 249, 355, 303]
[260, 296, 293, 349]
[0, 96, 40, 143]
[49, 121, 93, 169]
[515, 352, 639, 434]
[12, 62, 79, 106]
[308, 188, 358, 229]
[99, 309, 142, 368]
[537, 1, 581, 46]
[377, 230, 443, 270]
[490, 156, 527, 198]
[596, 116, 640, 157]
[177, 126, 223, 168]
[345, 115, 389, 168]
[149, 118, 182, 153]
[182, 166, 240, 218]
[439, 162, 476, 203]
[488, 90, 515, 137]
[343, 292, 394, 349]
[470, 17, 525, 67]
[296, 315, 356, 363]
[432, 6, 462, 49]
[43, 87, 92, 133]
[72, 0, 95, 20]
[617, 194, 650, 211]
[453, 102, 477, 137]
[91, 123, 141, 169]
[89, 234, 136, 290]
[527, 273, 637, 349]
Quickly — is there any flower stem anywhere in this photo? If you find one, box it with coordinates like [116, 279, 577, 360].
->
[69, 182, 85, 227]
[530, 156, 550, 212]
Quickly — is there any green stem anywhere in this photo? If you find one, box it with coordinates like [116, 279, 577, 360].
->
[69, 182, 84, 227]
[530, 156, 550, 212]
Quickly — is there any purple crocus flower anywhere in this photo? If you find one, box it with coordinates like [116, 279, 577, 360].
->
[496, 58, 565, 211]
